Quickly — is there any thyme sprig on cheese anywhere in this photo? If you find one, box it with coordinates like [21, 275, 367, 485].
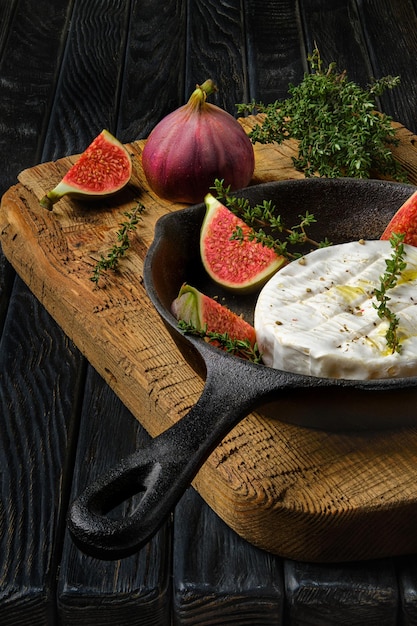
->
[212, 178, 408, 357]
[255, 239, 415, 378]
[373, 232, 407, 353]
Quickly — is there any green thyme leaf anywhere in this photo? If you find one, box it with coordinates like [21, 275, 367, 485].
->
[212, 178, 331, 260]
[237, 47, 408, 182]
[91, 201, 145, 285]
[373, 232, 407, 353]
[178, 319, 262, 363]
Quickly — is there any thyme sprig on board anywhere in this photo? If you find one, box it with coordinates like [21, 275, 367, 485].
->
[373, 232, 407, 354]
[91, 201, 145, 285]
[178, 319, 262, 363]
[237, 48, 407, 182]
[212, 179, 331, 260]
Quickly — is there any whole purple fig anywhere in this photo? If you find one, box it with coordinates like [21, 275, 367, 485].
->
[142, 80, 255, 204]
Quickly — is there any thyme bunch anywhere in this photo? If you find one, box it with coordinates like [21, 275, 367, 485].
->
[237, 48, 407, 181]
[373, 232, 407, 353]
[91, 201, 145, 285]
[212, 179, 331, 260]
[178, 320, 262, 363]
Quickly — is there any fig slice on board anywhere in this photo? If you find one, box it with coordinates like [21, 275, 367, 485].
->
[40, 129, 132, 209]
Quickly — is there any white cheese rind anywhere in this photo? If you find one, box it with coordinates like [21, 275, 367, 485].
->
[254, 240, 417, 380]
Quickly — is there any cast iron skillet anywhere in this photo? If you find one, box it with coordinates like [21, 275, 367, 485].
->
[68, 178, 417, 560]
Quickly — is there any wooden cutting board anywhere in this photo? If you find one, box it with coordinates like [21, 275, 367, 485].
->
[2, 116, 417, 563]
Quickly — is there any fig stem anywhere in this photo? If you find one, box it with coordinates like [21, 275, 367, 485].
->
[188, 79, 218, 108]
[40, 196, 52, 210]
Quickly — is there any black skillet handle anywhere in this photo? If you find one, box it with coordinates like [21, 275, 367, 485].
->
[67, 352, 273, 560]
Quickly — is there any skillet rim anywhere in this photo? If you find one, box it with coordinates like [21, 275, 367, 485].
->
[143, 177, 417, 394]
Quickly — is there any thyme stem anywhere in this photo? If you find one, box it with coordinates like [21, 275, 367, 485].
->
[373, 232, 407, 353]
[91, 201, 145, 285]
[178, 319, 262, 363]
[237, 47, 407, 182]
[212, 178, 331, 260]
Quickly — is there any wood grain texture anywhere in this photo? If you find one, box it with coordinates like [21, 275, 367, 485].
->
[185, 0, 249, 111]
[356, 0, 417, 134]
[0, 277, 84, 625]
[173, 488, 284, 625]
[117, 0, 187, 141]
[41, 0, 131, 159]
[0, 256, 15, 335]
[2, 122, 417, 562]
[244, 0, 305, 101]
[299, 0, 375, 87]
[284, 559, 398, 626]
[397, 555, 417, 625]
[57, 368, 171, 626]
[0, 0, 71, 195]
[0, 3, 85, 623]
[0, 0, 18, 61]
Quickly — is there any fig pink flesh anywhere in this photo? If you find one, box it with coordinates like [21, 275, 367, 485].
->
[380, 189, 417, 246]
[200, 195, 285, 291]
[40, 130, 132, 209]
[172, 284, 256, 345]
[63, 130, 131, 193]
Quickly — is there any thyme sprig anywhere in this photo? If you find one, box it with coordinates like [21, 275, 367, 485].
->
[91, 201, 145, 285]
[237, 48, 407, 182]
[212, 179, 331, 260]
[178, 319, 262, 363]
[373, 232, 407, 353]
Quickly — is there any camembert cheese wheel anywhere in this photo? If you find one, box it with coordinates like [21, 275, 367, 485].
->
[254, 240, 417, 380]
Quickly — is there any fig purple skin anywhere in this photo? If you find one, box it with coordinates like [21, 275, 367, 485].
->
[142, 80, 255, 204]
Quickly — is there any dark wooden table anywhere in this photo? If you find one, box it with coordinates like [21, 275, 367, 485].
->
[1, 1, 417, 624]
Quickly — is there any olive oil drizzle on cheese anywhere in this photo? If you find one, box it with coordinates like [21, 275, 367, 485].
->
[254, 239, 417, 380]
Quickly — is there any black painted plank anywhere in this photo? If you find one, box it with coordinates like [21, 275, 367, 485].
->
[0, 1, 85, 623]
[244, 0, 305, 102]
[0, 278, 85, 625]
[185, 0, 249, 113]
[172, 488, 284, 625]
[117, 0, 187, 142]
[0, 0, 72, 196]
[357, 0, 417, 133]
[299, 0, 374, 87]
[0, 255, 14, 336]
[284, 559, 398, 626]
[57, 368, 171, 626]
[41, 0, 132, 159]
[397, 555, 417, 625]
[0, 0, 18, 60]
[41, 1, 173, 620]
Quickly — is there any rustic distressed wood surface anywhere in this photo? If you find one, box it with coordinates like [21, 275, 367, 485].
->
[4, 0, 417, 623]
[2, 116, 417, 562]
